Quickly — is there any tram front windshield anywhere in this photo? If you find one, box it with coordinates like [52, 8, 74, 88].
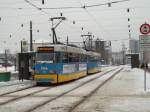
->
[36, 53, 54, 63]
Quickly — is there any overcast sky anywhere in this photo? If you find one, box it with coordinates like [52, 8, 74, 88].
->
[0, 0, 150, 53]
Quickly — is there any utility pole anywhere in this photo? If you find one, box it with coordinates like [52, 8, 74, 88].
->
[42, 0, 44, 4]
[81, 34, 93, 51]
[30, 21, 33, 51]
[21, 40, 23, 53]
[122, 41, 126, 65]
[49, 17, 66, 44]
[66, 36, 69, 45]
[4, 49, 7, 71]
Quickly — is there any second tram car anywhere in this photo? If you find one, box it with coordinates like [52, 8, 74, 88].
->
[34, 44, 101, 84]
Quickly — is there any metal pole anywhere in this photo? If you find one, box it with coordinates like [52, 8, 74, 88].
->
[144, 66, 146, 91]
[30, 21, 33, 51]
[143, 51, 147, 91]
[30, 21, 34, 80]
[4, 49, 7, 71]
[67, 36, 69, 45]
[14, 58, 17, 71]
[21, 40, 23, 53]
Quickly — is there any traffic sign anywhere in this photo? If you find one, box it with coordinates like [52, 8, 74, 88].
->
[140, 23, 150, 35]
[139, 35, 150, 52]
[22, 39, 28, 52]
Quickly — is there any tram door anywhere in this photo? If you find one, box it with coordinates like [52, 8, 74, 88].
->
[18, 53, 30, 80]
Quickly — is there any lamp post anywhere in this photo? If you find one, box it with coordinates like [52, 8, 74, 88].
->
[3, 41, 7, 71]
[4, 49, 8, 71]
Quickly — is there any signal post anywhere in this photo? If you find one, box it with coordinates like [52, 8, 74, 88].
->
[139, 22, 150, 91]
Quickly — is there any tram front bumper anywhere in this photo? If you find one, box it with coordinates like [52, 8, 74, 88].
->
[34, 74, 58, 84]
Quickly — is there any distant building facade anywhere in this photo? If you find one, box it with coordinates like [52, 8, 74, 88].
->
[112, 52, 124, 65]
[90, 39, 112, 64]
[129, 39, 139, 53]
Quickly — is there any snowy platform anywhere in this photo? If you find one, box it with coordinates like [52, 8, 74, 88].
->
[74, 66, 150, 112]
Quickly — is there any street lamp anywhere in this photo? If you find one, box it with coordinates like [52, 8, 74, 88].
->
[42, 0, 44, 4]
[3, 41, 7, 71]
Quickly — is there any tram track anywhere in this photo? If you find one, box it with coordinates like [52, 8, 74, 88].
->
[24, 67, 121, 112]
[0, 81, 34, 88]
[0, 67, 120, 112]
[68, 68, 123, 112]
[0, 85, 36, 96]
[0, 86, 53, 105]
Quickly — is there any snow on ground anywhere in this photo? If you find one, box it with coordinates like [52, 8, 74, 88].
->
[0, 66, 35, 95]
[0, 66, 32, 88]
[0, 66, 17, 74]
[0, 97, 49, 112]
[73, 65, 150, 112]
[0, 66, 18, 81]
[0, 66, 117, 112]
[1, 65, 150, 112]
[0, 81, 35, 96]
[131, 67, 150, 94]
[0, 80, 33, 87]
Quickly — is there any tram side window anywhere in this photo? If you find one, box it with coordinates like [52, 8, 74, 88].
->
[55, 52, 61, 63]
[68, 53, 74, 63]
[93, 57, 98, 62]
[61, 52, 68, 63]
[69, 53, 80, 63]
[80, 54, 87, 62]
[93, 57, 100, 62]
[89, 56, 97, 62]
[61, 52, 84, 63]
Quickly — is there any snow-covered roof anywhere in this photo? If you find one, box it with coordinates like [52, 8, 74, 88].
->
[33, 39, 50, 43]
[50, 44, 87, 54]
[86, 51, 101, 57]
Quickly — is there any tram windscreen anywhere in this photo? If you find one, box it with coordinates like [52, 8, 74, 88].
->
[36, 53, 54, 63]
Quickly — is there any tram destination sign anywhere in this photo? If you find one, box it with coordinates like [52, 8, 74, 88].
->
[37, 47, 54, 53]
[139, 35, 150, 52]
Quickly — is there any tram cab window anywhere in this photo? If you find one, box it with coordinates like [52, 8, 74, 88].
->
[36, 53, 54, 63]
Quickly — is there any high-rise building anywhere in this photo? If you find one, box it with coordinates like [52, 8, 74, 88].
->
[129, 39, 139, 53]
